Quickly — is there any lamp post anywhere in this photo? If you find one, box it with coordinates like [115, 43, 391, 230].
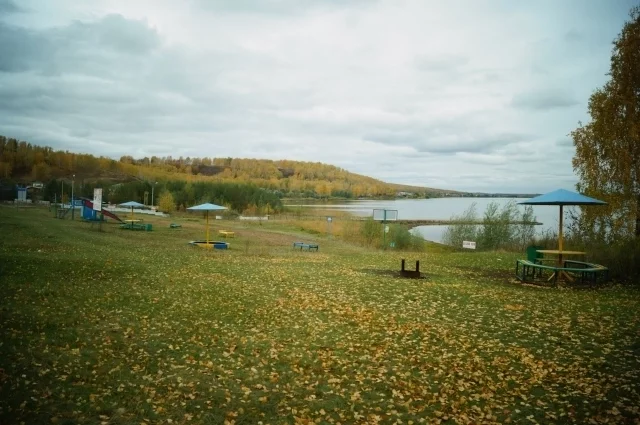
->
[151, 181, 157, 207]
[71, 174, 75, 220]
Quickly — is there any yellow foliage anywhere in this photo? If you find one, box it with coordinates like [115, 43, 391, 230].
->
[158, 191, 176, 213]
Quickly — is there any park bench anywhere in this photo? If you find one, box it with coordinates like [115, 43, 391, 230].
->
[293, 241, 319, 251]
[219, 230, 235, 238]
[120, 223, 152, 231]
[515, 259, 608, 286]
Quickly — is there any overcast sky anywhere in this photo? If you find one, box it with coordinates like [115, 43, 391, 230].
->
[0, 0, 635, 193]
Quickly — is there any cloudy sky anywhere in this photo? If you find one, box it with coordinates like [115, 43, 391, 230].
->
[0, 0, 635, 192]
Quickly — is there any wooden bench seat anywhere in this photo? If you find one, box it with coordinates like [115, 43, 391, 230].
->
[219, 230, 235, 238]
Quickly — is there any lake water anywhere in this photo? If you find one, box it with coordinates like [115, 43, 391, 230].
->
[285, 198, 577, 243]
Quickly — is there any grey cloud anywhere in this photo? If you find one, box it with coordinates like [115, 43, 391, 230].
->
[0, 15, 260, 142]
[364, 127, 531, 155]
[69, 128, 92, 138]
[564, 28, 583, 42]
[455, 152, 507, 166]
[412, 56, 508, 89]
[556, 138, 574, 148]
[511, 89, 579, 110]
[0, 1, 604, 193]
[194, 0, 372, 15]
[414, 55, 469, 74]
[59, 14, 161, 55]
[0, 23, 45, 72]
[471, 71, 506, 84]
[0, 0, 22, 13]
[0, 14, 160, 75]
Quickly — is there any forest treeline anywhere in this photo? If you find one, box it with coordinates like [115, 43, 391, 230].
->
[34, 177, 283, 215]
[0, 135, 438, 201]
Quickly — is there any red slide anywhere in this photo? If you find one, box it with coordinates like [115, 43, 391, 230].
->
[80, 198, 124, 223]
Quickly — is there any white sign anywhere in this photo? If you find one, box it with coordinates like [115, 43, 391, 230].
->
[462, 240, 476, 249]
[327, 217, 332, 222]
[384, 225, 389, 233]
[93, 188, 103, 211]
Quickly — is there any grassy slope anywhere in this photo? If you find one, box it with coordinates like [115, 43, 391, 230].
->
[0, 206, 639, 424]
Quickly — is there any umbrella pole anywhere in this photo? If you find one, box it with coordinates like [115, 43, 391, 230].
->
[558, 205, 563, 252]
[557, 205, 565, 274]
[206, 211, 209, 246]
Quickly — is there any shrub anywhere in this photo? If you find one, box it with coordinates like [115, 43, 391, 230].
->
[514, 205, 537, 251]
[442, 203, 479, 248]
[389, 224, 425, 251]
[158, 191, 176, 213]
[361, 217, 382, 248]
[585, 238, 640, 282]
[443, 202, 538, 251]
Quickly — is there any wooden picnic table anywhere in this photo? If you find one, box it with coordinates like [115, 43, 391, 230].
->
[536, 249, 586, 281]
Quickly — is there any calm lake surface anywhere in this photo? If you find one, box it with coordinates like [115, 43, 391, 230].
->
[285, 198, 577, 243]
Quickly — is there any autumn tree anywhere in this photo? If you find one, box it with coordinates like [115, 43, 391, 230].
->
[0, 161, 11, 178]
[158, 191, 176, 213]
[571, 7, 640, 239]
[0, 133, 414, 200]
[31, 163, 51, 181]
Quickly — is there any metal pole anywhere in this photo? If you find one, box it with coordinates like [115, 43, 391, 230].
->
[206, 211, 209, 246]
[71, 175, 75, 220]
[383, 210, 387, 250]
[151, 183, 155, 207]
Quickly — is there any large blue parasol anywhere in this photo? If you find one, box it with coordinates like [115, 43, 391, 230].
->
[519, 189, 606, 251]
[119, 201, 146, 220]
[186, 203, 227, 245]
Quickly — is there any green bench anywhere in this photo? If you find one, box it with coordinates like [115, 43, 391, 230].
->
[515, 259, 608, 286]
[120, 223, 152, 231]
[293, 241, 319, 251]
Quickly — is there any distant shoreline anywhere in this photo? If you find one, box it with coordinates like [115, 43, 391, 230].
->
[282, 194, 538, 202]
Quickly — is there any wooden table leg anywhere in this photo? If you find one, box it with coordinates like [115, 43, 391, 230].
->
[560, 270, 575, 282]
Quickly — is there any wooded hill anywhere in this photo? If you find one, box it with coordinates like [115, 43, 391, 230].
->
[0, 135, 451, 199]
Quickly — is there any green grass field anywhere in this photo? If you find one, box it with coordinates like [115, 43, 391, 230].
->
[1, 206, 639, 424]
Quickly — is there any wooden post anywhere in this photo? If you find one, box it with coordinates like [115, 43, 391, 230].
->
[401, 259, 405, 272]
[416, 261, 420, 273]
[558, 205, 564, 252]
[558, 205, 564, 270]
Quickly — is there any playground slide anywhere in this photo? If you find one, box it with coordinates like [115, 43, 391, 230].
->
[80, 198, 124, 223]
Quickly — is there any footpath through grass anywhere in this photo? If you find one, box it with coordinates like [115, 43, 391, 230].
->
[1, 206, 639, 424]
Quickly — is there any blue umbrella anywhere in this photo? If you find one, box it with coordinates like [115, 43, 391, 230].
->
[119, 201, 146, 220]
[519, 189, 606, 252]
[187, 203, 227, 245]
